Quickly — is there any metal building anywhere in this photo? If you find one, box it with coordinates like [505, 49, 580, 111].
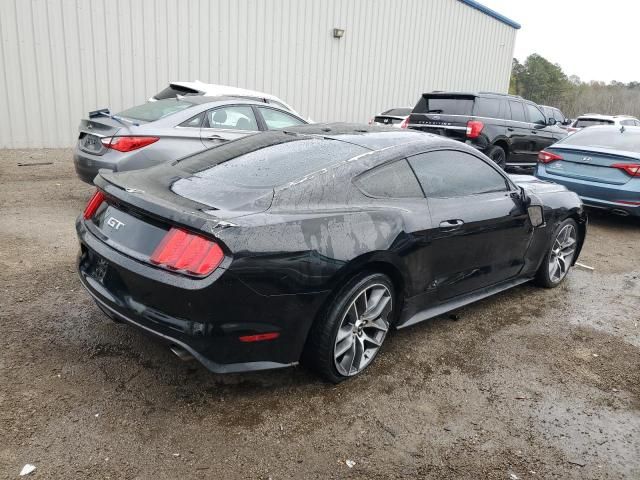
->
[0, 0, 519, 148]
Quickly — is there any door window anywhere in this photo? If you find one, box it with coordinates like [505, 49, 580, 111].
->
[204, 106, 259, 131]
[509, 101, 527, 122]
[526, 104, 546, 125]
[408, 150, 508, 198]
[257, 107, 305, 130]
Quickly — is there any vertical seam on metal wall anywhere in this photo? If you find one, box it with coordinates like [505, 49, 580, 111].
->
[0, 9, 14, 147]
[29, 0, 44, 146]
[43, 0, 60, 146]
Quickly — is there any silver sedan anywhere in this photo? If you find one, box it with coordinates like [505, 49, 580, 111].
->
[73, 96, 308, 183]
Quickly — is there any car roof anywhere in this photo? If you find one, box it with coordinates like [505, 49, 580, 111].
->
[577, 113, 637, 120]
[168, 81, 296, 111]
[422, 91, 525, 101]
[276, 123, 439, 150]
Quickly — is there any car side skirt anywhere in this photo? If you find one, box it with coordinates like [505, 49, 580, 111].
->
[398, 276, 533, 329]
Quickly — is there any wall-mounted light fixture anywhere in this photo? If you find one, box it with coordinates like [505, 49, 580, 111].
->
[333, 28, 345, 39]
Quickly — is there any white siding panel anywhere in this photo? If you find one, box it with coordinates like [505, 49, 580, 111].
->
[0, 0, 517, 148]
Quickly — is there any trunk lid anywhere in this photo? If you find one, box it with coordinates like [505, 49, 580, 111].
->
[373, 115, 405, 126]
[77, 116, 128, 156]
[544, 145, 640, 185]
[407, 94, 474, 140]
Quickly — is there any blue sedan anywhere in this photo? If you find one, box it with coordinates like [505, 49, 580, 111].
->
[535, 125, 640, 217]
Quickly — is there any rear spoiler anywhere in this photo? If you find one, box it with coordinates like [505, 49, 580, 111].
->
[89, 108, 111, 118]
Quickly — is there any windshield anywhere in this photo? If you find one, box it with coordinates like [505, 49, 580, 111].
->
[382, 108, 411, 116]
[574, 118, 614, 128]
[153, 84, 201, 100]
[560, 127, 640, 151]
[118, 99, 194, 122]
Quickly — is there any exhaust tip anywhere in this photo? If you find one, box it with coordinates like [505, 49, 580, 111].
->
[169, 345, 195, 362]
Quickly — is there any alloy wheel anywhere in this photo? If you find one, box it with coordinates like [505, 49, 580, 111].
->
[333, 284, 392, 377]
[548, 223, 577, 283]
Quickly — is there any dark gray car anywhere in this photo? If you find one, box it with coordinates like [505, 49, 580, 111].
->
[74, 96, 308, 183]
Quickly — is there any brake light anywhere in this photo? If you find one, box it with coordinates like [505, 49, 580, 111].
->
[611, 163, 640, 177]
[399, 117, 410, 129]
[466, 120, 484, 138]
[368, 118, 374, 125]
[538, 150, 563, 163]
[150, 227, 224, 276]
[101, 136, 159, 152]
[238, 332, 280, 343]
[83, 190, 105, 219]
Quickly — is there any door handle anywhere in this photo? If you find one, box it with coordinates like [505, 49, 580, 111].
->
[439, 219, 465, 231]
[507, 127, 515, 132]
[530, 130, 538, 134]
[204, 134, 227, 141]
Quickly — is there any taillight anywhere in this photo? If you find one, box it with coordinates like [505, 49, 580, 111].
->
[399, 117, 410, 129]
[466, 120, 484, 138]
[150, 227, 224, 276]
[538, 150, 563, 163]
[101, 136, 159, 152]
[611, 163, 640, 177]
[83, 190, 105, 219]
[368, 118, 374, 125]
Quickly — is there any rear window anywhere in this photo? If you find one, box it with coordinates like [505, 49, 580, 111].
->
[574, 118, 614, 128]
[560, 127, 640, 151]
[153, 85, 201, 100]
[118, 99, 194, 122]
[181, 137, 367, 188]
[413, 96, 473, 115]
[382, 108, 411, 116]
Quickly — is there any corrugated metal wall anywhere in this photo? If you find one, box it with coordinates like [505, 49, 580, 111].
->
[0, 0, 517, 148]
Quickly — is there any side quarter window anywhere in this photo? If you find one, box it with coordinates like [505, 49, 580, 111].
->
[407, 150, 508, 198]
[354, 159, 423, 198]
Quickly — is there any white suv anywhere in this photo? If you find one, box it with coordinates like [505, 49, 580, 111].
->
[568, 113, 640, 133]
[150, 80, 303, 118]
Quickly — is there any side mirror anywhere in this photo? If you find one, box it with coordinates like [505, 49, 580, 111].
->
[563, 119, 572, 126]
[548, 117, 557, 125]
[527, 205, 545, 227]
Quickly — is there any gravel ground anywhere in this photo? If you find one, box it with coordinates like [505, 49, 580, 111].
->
[1, 149, 639, 480]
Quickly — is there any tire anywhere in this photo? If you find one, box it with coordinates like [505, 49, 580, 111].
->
[486, 145, 507, 169]
[535, 218, 579, 288]
[302, 272, 395, 383]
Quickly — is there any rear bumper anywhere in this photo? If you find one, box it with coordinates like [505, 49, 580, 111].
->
[74, 147, 116, 184]
[76, 220, 330, 373]
[536, 166, 640, 217]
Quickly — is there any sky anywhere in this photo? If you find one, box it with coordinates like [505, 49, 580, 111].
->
[478, 0, 640, 83]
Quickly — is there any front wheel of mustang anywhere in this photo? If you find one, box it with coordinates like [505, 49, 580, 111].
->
[535, 218, 579, 288]
[304, 273, 394, 383]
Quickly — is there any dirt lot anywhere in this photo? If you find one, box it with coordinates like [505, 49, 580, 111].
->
[1, 149, 639, 480]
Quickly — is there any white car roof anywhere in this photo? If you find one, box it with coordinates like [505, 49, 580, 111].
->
[160, 80, 301, 117]
[577, 113, 638, 121]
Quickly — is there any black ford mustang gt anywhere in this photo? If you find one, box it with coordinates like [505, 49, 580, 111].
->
[76, 124, 587, 382]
